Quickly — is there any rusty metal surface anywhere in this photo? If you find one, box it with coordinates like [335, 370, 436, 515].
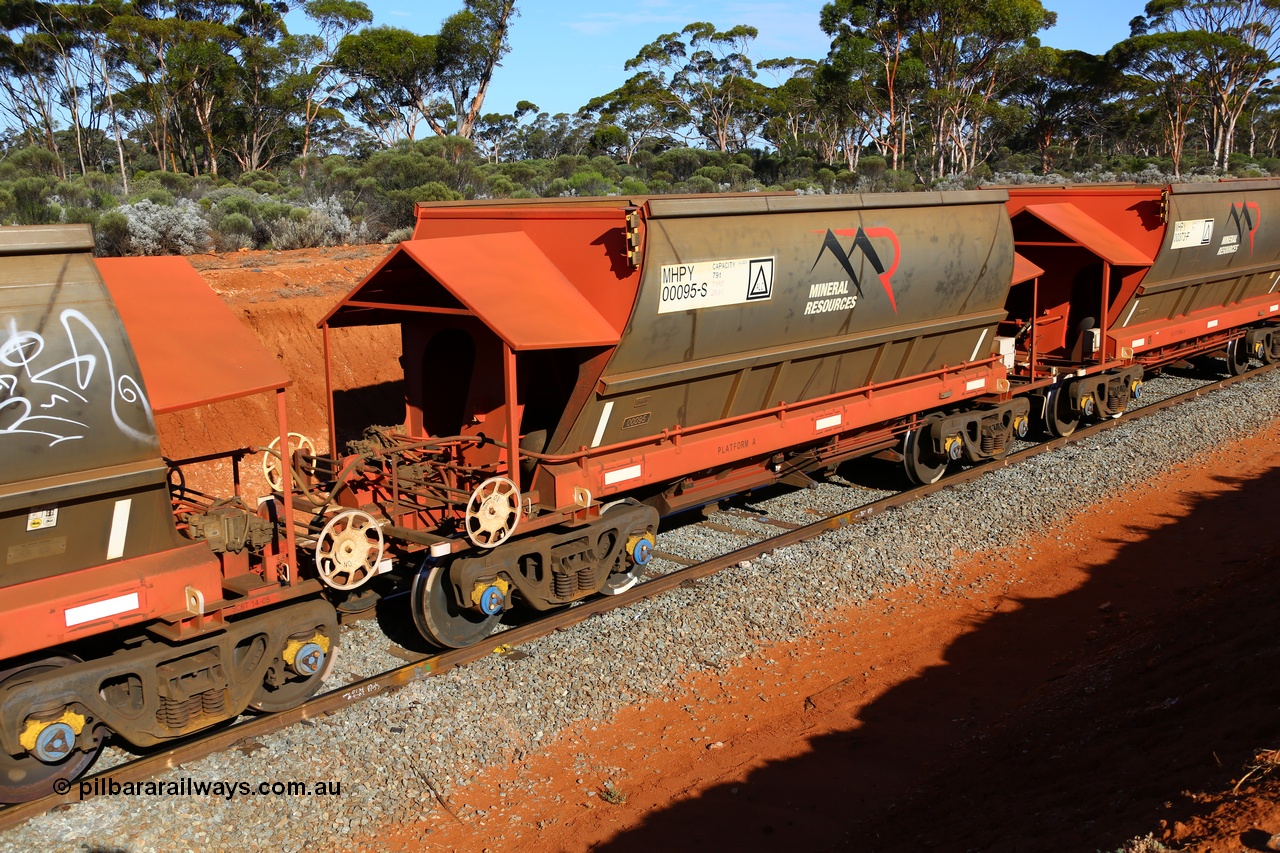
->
[322, 232, 622, 350]
[0, 237, 158, 484]
[1012, 252, 1044, 285]
[97, 256, 290, 413]
[1116, 181, 1280, 331]
[5, 360, 1268, 833]
[1018, 203, 1153, 266]
[0, 226, 185, 598]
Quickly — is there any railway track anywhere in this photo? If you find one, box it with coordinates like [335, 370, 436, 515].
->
[1, 362, 1272, 833]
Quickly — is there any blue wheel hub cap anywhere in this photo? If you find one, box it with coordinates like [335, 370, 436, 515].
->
[479, 585, 505, 615]
[294, 642, 325, 677]
[34, 722, 75, 763]
[632, 538, 654, 566]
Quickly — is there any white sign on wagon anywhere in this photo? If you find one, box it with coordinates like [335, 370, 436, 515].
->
[657, 256, 774, 313]
[1170, 218, 1214, 249]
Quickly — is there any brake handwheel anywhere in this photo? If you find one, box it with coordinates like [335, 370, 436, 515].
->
[464, 476, 521, 549]
[314, 509, 384, 590]
[263, 432, 316, 492]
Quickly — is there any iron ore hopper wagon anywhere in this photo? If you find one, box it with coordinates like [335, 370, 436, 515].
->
[312, 191, 1034, 648]
[0, 226, 335, 802]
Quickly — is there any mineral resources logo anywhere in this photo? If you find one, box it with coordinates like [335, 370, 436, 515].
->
[1228, 201, 1261, 254]
[806, 226, 902, 315]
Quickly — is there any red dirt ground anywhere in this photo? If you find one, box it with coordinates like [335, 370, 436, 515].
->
[183, 247, 1280, 852]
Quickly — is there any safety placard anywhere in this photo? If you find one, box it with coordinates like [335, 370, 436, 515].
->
[1170, 218, 1214, 249]
[26, 506, 57, 531]
[657, 256, 774, 313]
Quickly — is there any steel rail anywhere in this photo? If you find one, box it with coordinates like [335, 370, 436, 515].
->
[1, 361, 1273, 832]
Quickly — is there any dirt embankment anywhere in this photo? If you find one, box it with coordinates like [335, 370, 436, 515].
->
[155, 245, 401, 496]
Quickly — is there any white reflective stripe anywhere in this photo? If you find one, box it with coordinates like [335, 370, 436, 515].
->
[1207, 319, 1219, 329]
[65, 592, 139, 627]
[106, 499, 131, 560]
[965, 378, 986, 392]
[1271, 304, 1279, 312]
[590, 401, 614, 448]
[1122, 300, 1139, 326]
[969, 328, 988, 362]
[603, 464, 642, 486]
[1132, 338, 1146, 348]
[815, 414, 841, 431]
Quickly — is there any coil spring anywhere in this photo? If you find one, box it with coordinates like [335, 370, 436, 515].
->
[980, 431, 1006, 455]
[202, 688, 226, 717]
[577, 565, 595, 591]
[553, 571, 573, 599]
[158, 688, 227, 729]
[158, 695, 202, 729]
[1108, 387, 1126, 412]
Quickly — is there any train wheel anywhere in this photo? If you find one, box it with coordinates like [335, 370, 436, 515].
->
[248, 626, 338, 713]
[0, 657, 103, 803]
[1225, 338, 1252, 376]
[411, 561, 500, 649]
[902, 423, 947, 486]
[1044, 385, 1080, 438]
[1266, 333, 1280, 364]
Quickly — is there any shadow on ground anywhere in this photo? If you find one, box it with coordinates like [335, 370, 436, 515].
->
[596, 467, 1280, 852]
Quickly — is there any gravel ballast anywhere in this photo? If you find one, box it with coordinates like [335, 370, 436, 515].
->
[5, 368, 1279, 853]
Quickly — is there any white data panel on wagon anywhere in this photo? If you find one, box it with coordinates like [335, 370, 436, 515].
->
[657, 257, 774, 313]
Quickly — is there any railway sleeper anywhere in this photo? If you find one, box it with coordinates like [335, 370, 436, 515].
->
[0, 598, 336, 762]
[445, 500, 659, 614]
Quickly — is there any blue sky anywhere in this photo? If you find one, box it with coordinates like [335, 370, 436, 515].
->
[330, 0, 1151, 117]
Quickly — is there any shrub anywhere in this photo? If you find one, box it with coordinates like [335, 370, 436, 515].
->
[95, 210, 131, 256]
[117, 199, 210, 255]
[381, 226, 413, 244]
[219, 212, 254, 236]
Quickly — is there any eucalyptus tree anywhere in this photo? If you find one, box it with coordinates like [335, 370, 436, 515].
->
[1133, 0, 1280, 171]
[909, 0, 1056, 177]
[435, 0, 517, 139]
[1113, 21, 1209, 175]
[0, 2, 64, 173]
[623, 22, 764, 152]
[289, 0, 372, 175]
[1009, 47, 1118, 174]
[819, 0, 925, 170]
[579, 74, 685, 163]
[334, 26, 440, 145]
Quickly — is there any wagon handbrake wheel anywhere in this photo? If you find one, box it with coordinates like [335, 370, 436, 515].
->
[314, 509, 385, 590]
[263, 432, 317, 493]
[464, 476, 521, 549]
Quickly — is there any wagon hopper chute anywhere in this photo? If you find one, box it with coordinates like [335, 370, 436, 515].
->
[315, 192, 1035, 647]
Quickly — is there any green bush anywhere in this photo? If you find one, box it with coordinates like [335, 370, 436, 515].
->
[63, 206, 100, 227]
[685, 175, 716, 194]
[96, 210, 131, 256]
[219, 212, 254, 236]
